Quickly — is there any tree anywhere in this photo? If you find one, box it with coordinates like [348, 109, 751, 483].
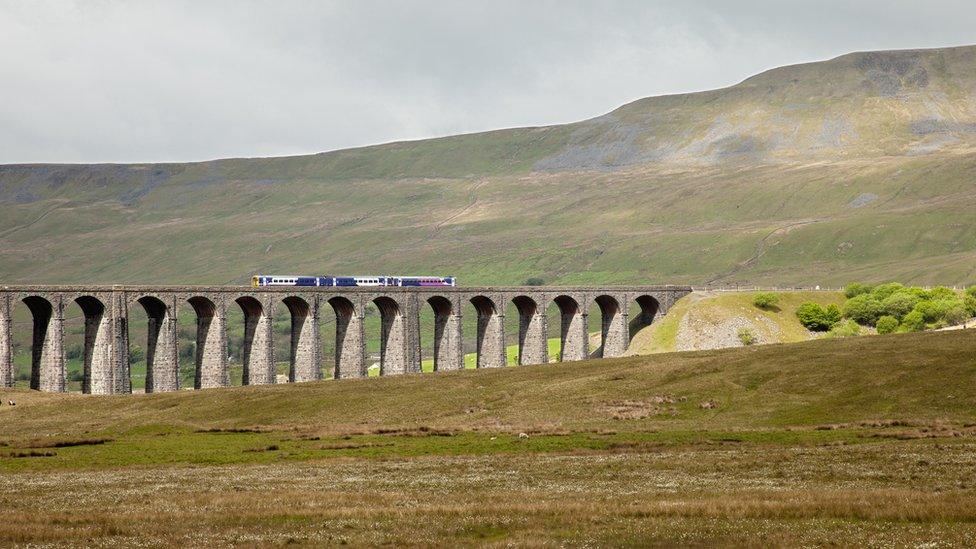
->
[843, 283, 872, 299]
[65, 343, 84, 361]
[843, 294, 884, 326]
[870, 282, 906, 301]
[796, 302, 836, 331]
[752, 292, 779, 310]
[875, 315, 899, 335]
[944, 304, 969, 326]
[824, 304, 843, 325]
[524, 277, 545, 286]
[827, 319, 861, 338]
[965, 295, 976, 317]
[128, 345, 145, 364]
[929, 286, 957, 300]
[900, 310, 925, 332]
[881, 291, 918, 320]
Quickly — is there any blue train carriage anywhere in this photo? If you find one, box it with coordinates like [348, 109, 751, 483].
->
[252, 275, 456, 287]
[251, 275, 323, 287]
[396, 276, 456, 286]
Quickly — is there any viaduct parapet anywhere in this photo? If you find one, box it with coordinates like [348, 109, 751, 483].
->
[0, 285, 691, 394]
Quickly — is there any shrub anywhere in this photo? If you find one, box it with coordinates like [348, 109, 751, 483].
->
[914, 299, 963, 324]
[824, 304, 843, 326]
[67, 370, 84, 382]
[65, 343, 84, 361]
[843, 283, 872, 298]
[737, 327, 756, 346]
[966, 285, 976, 298]
[881, 291, 918, 320]
[128, 345, 144, 364]
[827, 319, 861, 338]
[929, 286, 957, 300]
[179, 342, 196, 361]
[524, 277, 545, 286]
[795, 302, 838, 331]
[752, 292, 779, 310]
[965, 295, 976, 317]
[843, 294, 885, 326]
[870, 282, 906, 301]
[900, 310, 926, 332]
[944, 304, 969, 326]
[907, 286, 933, 300]
[875, 315, 899, 335]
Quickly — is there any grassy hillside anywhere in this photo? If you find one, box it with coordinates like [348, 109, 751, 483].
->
[3, 46, 976, 286]
[630, 290, 847, 354]
[0, 330, 975, 545]
[2, 327, 974, 448]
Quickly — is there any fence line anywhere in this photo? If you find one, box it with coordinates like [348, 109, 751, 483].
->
[691, 285, 967, 293]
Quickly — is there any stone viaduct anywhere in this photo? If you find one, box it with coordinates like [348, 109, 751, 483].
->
[0, 285, 690, 394]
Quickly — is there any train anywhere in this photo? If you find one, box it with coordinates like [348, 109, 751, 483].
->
[251, 275, 456, 287]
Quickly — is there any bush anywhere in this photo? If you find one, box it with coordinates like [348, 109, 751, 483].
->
[929, 286, 957, 300]
[752, 292, 779, 310]
[900, 310, 926, 332]
[843, 294, 885, 326]
[827, 319, 861, 338]
[944, 304, 969, 326]
[870, 282, 906, 301]
[966, 285, 976, 298]
[179, 342, 196, 361]
[875, 315, 899, 335]
[914, 299, 961, 324]
[524, 277, 545, 286]
[843, 283, 872, 299]
[795, 302, 839, 331]
[128, 345, 145, 364]
[965, 295, 976, 317]
[907, 286, 933, 300]
[881, 291, 918, 320]
[737, 327, 756, 346]
[824, 304, 843, 325]
[67, 370, 85, 382]
[65, 343, 84, 361]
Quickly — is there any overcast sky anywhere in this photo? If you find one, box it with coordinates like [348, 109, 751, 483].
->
[2, 0, 975, 164]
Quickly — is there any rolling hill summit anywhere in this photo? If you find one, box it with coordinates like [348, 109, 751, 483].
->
[2, 45, 976, 287]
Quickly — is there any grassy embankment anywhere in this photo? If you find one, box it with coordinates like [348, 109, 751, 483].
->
[0, 329, 974, 544]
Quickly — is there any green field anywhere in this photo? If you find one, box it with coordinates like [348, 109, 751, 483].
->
[0, 328, 974, 545]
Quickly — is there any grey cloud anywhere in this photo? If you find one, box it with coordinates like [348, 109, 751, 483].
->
[1, 0, 975, 163]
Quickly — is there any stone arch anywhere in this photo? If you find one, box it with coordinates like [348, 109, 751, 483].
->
[512, 295, 547, 366]
[630, 295, 661, 341]
[427, 295, 461, 371]
[186, 296, 228, 389]
[137, 295, 179, 393]
[282, 295, 320, 382]
[235, 296, 275, 385]
[553, 295, 587, 362]
[22, 295, 64, 392]
[74, 295, 112, 394]
[470, 295, 504, 369]
[593, 294, 627, 359]
[372, 296, 405, 376]
[328, 296, 364, 379]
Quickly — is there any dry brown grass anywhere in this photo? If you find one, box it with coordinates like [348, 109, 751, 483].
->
[0, 440, 975, 546]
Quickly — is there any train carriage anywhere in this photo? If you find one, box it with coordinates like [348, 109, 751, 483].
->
[252, 275, 455, 287]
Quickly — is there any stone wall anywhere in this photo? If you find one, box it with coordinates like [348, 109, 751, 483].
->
[0, 284, 691, 394]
